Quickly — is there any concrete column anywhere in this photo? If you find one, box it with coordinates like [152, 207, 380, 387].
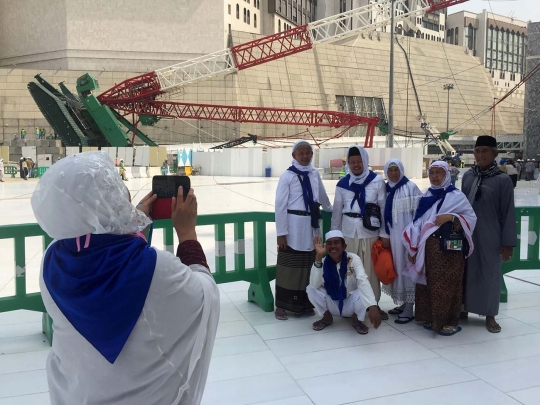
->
[523, 22, 540, 159]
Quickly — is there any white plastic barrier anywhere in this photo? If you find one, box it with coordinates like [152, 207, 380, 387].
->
[148, 167, 161, 178]
[123, 167, 133, 179]
[131, 167, 148, 178]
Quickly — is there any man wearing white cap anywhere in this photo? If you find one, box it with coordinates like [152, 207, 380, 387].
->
[331, 146, 389, 319]
[306, 230, 381, 334]
[274, 140, 333, 320]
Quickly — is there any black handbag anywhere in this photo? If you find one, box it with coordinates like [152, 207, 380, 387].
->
[438, 221, 469, 255]
[363, 203, 382, 231]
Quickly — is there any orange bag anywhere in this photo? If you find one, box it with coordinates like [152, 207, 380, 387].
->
[371, 240, 396, 285]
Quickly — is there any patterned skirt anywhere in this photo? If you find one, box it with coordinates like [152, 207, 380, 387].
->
[415, 235, 465, 332]
[275, 246, 315, 313]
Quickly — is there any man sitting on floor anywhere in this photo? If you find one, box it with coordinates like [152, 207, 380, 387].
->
[306, 230, 382, 334]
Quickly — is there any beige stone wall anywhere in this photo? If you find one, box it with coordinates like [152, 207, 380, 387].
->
[0, 31, 523, 146]
[0, 0, 225, 72]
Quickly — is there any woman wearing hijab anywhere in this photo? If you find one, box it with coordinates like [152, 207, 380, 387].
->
[402, 161, 476, 336]
[331, 146, 389, 324]
[31, 152, 220, 405]
[0, 158, 4, 182]
[383, 159, 422, 324]
[274, 140, 333, 320]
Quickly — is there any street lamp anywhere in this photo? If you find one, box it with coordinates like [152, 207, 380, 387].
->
[443, 83, 454, 132]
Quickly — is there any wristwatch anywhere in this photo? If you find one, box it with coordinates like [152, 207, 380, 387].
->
[314, 261, 322, 268]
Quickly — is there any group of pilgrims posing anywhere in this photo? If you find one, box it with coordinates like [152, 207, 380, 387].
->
[274, 135, 516, 336]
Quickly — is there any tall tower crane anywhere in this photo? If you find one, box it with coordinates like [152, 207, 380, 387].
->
[30, 0, 470, 148]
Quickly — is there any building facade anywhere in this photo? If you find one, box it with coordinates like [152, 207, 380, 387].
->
[446, 10, 527, 89]
[523, 22, 540, 160]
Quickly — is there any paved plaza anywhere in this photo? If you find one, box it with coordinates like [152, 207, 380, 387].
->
[1, 174, 540, 405]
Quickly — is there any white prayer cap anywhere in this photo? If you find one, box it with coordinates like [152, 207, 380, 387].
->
[292, 140, 312, 153]
[325, 230, 345, 241]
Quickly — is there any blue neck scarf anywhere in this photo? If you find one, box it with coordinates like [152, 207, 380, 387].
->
[288, 165, 314, 212]
[337, 171, 377, 215]
[43, 234, 157, 364]
[384, 176, 409, 234]
[322, 252, 349, 316]
[413, 185, 457, 223]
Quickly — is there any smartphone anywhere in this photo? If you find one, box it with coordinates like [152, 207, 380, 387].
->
[151, 175, 191, 220]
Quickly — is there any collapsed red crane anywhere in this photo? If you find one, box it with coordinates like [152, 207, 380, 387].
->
[97, 0, 470, 148]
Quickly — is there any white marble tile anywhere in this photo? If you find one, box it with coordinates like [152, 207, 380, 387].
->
[297, 358, 476, 405]
[508, 385, 540, 405]
[266, 326, 408, 358]
[215, 320, 257, 339]
[349, 380, 520, 405]
[404, 318, 539, 349]
[212, 334, 268, 358]
[251, 396, 314, 405]
[433, 332, 540, 367]
[0, 370, 48, 399]
[254, 317, 368, 340]
[281, 339, 438, 379]
[0, 311, 42, 326]
[0, 393, 51, 405]
[0, 350, 49, 375]
[242, 309, 307, 326]
[466, 355, 540, 393]
[218, 306, 246, 323]
[499, 291, 540, 310]
[0, 334, 50, 355]
[0, 322, 42, 340]
[503, 306, 540, 324]
[207, 350, 284, 383]
[201, 372, 304, 405]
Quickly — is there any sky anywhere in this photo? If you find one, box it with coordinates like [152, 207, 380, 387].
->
[449, 0, 539, 22]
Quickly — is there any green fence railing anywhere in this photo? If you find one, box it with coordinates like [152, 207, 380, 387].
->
[501, 207, 540, 302]
[0, 211, 333, 343]
[0, 208, 535, 343]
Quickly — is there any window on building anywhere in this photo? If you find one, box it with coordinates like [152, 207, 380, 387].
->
[340, 0, 347, 13]
[278, 19, 281, 32]
[247, 10, 250, 24]
[454, 27, 459, 45]
[466, 23, 475, 52]
[500, 71, 505, 80]
[254, 14, 257, 28]
[228, 4, 231, 14]
[236, 4, 239, 19]
[510, 73, 516, 81]
[243, 8, 246, 22]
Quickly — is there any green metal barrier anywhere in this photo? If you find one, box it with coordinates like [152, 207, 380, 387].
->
[500, 207, 540, 302]
[36, 167, 49, 178]
[4, 165, 18, 178]
[0, 211, 328, 342]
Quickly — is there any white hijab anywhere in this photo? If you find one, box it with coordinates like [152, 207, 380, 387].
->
[401, 161, 477, 285]
[31, 151, 151, 239]
[427, 161, 452, 190]
[383, 158, 405, 187]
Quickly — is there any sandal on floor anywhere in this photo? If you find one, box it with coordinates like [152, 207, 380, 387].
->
[352, 322, 369, 335]
[388, 306, 404, 315]
[379, 309, 389, 321]
[312, 319, 332, 331]
[274, 309, 288, 321]
[486, 321, 501, 334]
[422, 322, 432, 331]
[304, 309, 316, 316]
[395, 316, 415, 324]
[438, 325, 462, 336]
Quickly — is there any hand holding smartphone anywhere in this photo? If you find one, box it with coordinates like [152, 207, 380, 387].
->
[151, 175, 191, 220]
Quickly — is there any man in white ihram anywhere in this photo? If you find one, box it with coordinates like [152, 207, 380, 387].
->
[307, 230, 382, 335]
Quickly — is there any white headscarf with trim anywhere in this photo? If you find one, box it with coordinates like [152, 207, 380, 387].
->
[384, 158, 405, 187]
[31, 151, 151, 240]
[427, 160, 452, 190]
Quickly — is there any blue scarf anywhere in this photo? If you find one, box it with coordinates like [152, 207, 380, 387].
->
[413, 185, 457, 223]
[288, 165, 315, 212]
[322, 252, 349, 316]
[384, 176, 409, 234]
[337, 171, 377, 215]
[43, 234, 157, 364]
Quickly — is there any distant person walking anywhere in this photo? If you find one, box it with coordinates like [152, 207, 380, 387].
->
[21, 129, 26, 140]
[448, 163, 460, 186]
[505, 161, 518, 188]
[525, 159, 535, 181]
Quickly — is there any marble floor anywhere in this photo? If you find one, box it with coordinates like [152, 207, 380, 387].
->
[1, 173, 540, 405]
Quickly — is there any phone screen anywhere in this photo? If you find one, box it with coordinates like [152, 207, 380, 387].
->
[151, 176, 191, 219]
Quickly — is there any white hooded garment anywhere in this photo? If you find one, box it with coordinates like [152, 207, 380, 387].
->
[31, 151, 220, 405]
